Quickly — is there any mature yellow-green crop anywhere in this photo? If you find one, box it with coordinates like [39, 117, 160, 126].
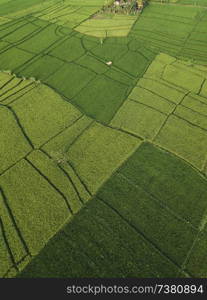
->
[1, 0, 207, 279]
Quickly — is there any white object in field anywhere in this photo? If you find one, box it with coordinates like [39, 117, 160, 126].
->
[114, 1, 120, 6]
[106, 61, 113, 66]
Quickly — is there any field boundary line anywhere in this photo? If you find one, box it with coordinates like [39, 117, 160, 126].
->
[39, 114, 84, 149]
[177, 102, 207, 118]
[198, 78, 206, 95]
[0, 78, 22, 98]
[0, 75, 15, 90]
[152, 141, 207, 180]
[1, 104, 34, 149]
[25, 157, 73, 214]
[173, 113, 207, 134]
[67, 160, 92, 197]
[65, 119, 94, 153]
[116, 171, 198, 231]
[152, 91, 190, 141]
[97, 196, 184, 273]
[0, 217, 18, 272]
[2, 253, 29, 278]
[0, 22, 51, 55]
[0, 187, 31, 257]
[136, 83, 179, 105]
[40, 148, 85, 206]
[1, 82, 36, 105]
[128, 97, 169, 115]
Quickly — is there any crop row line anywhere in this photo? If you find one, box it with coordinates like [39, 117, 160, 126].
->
[181, 51, 207, 62]
[139, 14, 197, 26]
[35, 2, 72, 18]
[131, 27, 185, 42]
[151, 1, 207, 10]
[37, 5, 73, 19]
[44, 7, 82, 23]
[177, 11, 203, 58]
[132, 28, 189, 44]
[130, 35, 181, 55]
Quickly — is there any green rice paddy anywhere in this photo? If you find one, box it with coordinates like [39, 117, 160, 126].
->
[1, 0, 207, 278]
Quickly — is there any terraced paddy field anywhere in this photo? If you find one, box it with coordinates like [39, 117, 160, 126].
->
[1, 0, 207, 278]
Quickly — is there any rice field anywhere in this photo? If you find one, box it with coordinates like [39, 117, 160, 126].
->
[1, 0, 207, 278]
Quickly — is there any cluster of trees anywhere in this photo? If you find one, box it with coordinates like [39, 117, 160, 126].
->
[114, 0, 146, 10]
[102, 0, 148, 14]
